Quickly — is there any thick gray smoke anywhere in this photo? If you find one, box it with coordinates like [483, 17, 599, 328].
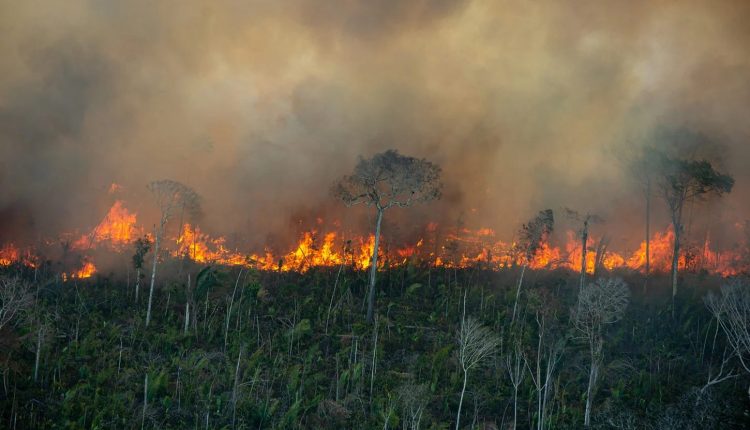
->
[1, 0, 749, 251]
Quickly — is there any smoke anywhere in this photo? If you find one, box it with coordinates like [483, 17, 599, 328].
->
[1, 0, 749, 251]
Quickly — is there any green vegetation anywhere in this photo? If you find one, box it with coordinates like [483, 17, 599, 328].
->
[0, 261, 748, 429]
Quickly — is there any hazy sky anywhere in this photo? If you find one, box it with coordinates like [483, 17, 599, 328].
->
[1, 0, 749, 250]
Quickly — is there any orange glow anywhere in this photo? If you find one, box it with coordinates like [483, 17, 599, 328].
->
[73, 200, 141, 250]
[1, 198, 748, 278]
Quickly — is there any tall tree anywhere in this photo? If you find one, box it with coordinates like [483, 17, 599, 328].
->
[145, 180, 201, 327]
[657, 156, 733, 299]
[455, 316, 499, 430]
[565, 209, 603, 293]
[333, 149, 442, 324]
[628, 145, 661, 288]
[574, 277, 630, 427]
[511, 209, 554, 324]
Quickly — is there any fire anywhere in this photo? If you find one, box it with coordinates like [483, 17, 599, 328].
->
[74, 261, 97, 278]
[73, 200, 141, 250]
[2, 199, 749, 278]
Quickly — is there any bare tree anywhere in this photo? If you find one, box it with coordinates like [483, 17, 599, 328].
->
[628, 145, 661, 289]
[456, 316, 499, 430]
[0, 277, 33, 332]
[565, 209, 603, 293]
[512, 209, 554, 324]
[145, 180, 201, 327]
[525, 312, 564, 430]
[398, 382, 430, 430]
[132, 236, 151, 303]
[705, 280, 750, 397]
[573, 277, 630, 427]
[656, 155, 733, 299]
[333, 149, 442, 323]
[505, 337, 525, 430]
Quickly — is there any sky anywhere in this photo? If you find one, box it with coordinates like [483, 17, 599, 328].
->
[1, 0, 749, 251]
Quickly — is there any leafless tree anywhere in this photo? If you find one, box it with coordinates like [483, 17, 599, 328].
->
[705, 280, 750, 397]
[511, 209, 554, 324]
[145, 179, 201, 327]
[333, 149, 442, 324]
[505, 337, 525, 430]
[525, 312, 564, 430]
[398, 382, 430, 430]
[456, 316, 499, 430]
[627, 145, 661, 289]
[573, 277, 630, 427]
[656, 155, 733, 299]
[0, 277, 33, 332]
[565, 208, 603, 293]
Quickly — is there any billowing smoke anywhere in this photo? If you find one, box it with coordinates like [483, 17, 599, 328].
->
[1, 0, 749, 253]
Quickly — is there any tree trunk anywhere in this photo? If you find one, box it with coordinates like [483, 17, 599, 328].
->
[584, 359, 598, 427]
[671, 220, 681, 300]
[146, 223, 163, 327]
[644, 180, 651, 289]
[511, 263, 527, 325]
[366, 209, 384, 324]
[456, 369, 468, 430]
[135, 267, 141, 303]
[142, 373, 148, 430]
[580, 220, 588, 292]
[33, 326, 42, 382]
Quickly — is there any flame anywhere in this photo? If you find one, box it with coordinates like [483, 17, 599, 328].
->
[2, 199, 748, 278]
[73, 200, 141, 250]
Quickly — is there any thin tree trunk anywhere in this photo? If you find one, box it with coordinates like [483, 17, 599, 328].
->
[146, 223, 163, 327]
[142, 373, 148, 430]
[184, 301, 190, 335]
[644, 180, 651, 290]
[580, 221, 588, 292]
[135, 267, 141, 302]
[671, 224, 681, 300]
[511, 263, 527, 325]
[232, 345, 243, 428]
[366, 209, 384, 324]
[33, 326, 42, 382]
[584, 359, 598, 427]
[456, 369, 468, 430]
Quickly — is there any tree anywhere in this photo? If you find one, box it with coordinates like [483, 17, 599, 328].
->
[455, 316, 499, 430]
[333, 149, 442, 323]
[565, 208, 603, 293]
[573, 277, 630, 427]
[132, 236, 151, 303]
[657, 155, 733, 299]
[706, 280, 750, 397]
[398, 382, 430, 430]
[628, 145, 661, 289]
[511, 209, 554, 324]
[0, 276, 32, 332]
[145, 180, 201, 327]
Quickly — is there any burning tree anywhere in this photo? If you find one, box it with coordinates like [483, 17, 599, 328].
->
[333, 149, 442, 324]
[656, 155, 733, 299]
[145, 180, 201, 327]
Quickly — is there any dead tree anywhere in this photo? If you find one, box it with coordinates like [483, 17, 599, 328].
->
[706, 280, 750, 398]
[455, 316, 499, 430]
[565, 208, 603, 293]
[145, 180, 201, 327]
[628, 145, 661, 288]
[511, 209, 554, 324]
[132, 236, 151, 304]
[398, 382, 430, 430]
[656, 155, 733, 299]
[333, 149, 442, 324]
[0, 277, 33, 332]
[573, 277, 629, 427]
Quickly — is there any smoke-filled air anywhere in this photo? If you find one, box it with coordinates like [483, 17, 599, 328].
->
[2, 1, 750, 429]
